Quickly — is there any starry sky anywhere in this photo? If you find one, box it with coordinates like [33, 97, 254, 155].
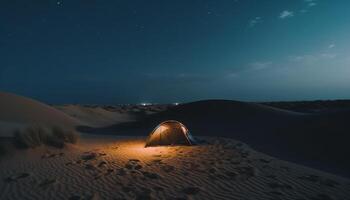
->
[1, 0, 350, 104]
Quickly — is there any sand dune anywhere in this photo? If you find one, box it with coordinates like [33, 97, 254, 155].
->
[0, 136, 349, 200]
[54, 105, 135, 128]
[54, 104, 173, 128]
[0, 92, 80, 137]
[262, 100, 350, 113]
[1, 94, 350, 199]
[84, 100, 350, 177]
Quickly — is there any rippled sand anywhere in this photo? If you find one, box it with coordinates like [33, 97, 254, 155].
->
[1, 136, 349, 200]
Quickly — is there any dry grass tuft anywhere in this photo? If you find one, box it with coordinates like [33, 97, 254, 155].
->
[13, 125, 79, 149]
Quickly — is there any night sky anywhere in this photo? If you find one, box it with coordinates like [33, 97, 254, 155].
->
[1, 0, 350, 104]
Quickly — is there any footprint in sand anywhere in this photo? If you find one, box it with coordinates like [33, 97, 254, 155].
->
[98, 161, 107, 168]
[81, 152, 98, 161]
[236, 166, 258, 179]
[65, 161, 75, 166]
[105, 168, 114, 175]
[41, 153, 58, 159]
[93, 174, 103, 180]
[85, 163, 97, 170]
[117, 168, 127, 176]
[134, 164, 143, 170]
[111, 146, 118, 150]
[39, 178, 57, 188]
[184, 162, 200, 171]
[142, 171, 160, 179]
[98, 152, 107, 156]
[125, 163, 133, 170]
[161, 165, 175, 173]
[4, 172, 31, 183]
[125, 159, 143, 171]
[151, 159, 163, 165]
[182, 187, 201, 195]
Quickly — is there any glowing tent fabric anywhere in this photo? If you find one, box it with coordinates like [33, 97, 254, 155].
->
[145, 120, 195, 147]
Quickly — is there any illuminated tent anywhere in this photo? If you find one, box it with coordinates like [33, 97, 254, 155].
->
[145, 120, 195, 147]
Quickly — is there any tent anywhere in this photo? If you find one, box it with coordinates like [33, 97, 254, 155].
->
[145, 120, 195, 147]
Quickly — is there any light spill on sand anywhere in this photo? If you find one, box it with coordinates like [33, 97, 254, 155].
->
[1, 138, 350, 200]
[108, 140, 175, 159]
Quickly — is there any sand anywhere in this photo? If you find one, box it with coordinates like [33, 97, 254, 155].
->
[0, 136, 349, 200]
[54, 104, 173, 128]
[54, 105, 135, 128]
[0, 92, 80, 137]
[106, 100, 350, 177]
[1, 94, 350, 199]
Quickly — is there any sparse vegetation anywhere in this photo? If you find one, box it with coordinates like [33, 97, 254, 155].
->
[13, 125, 79, 149]
[51, 126, 79, 144]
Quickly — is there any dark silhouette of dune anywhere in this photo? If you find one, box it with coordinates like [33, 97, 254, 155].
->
[262, 100, 350, 113]
[79, 100, 350, 177]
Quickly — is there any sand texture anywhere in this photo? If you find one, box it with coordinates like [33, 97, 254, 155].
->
[1, 136, 349, 200]
[0, 92, 79, 137]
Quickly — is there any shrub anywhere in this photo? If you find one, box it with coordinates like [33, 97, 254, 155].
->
[51, 126, 79, 145]
[14, 125, 48, 148]
[64, 129, 79, 144]
[13, 125, 79, 149]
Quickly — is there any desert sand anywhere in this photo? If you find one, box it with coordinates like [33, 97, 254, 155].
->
[1, 92, 350, 200]
[0, 92, 79, 137]
[1, 136, 350, 200]
[54, 105, 135, 128]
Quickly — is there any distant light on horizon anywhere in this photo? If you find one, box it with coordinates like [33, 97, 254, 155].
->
[140, 102, 152, 106]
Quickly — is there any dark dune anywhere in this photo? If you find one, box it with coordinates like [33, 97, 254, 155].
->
[79, 100, 350, 177]
[262, 100, 350, 113]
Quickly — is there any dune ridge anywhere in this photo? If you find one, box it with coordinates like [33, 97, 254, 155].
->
[0, 92, 80, 137]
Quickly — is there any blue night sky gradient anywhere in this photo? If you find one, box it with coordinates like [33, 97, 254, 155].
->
[1, 0, 350, 104]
